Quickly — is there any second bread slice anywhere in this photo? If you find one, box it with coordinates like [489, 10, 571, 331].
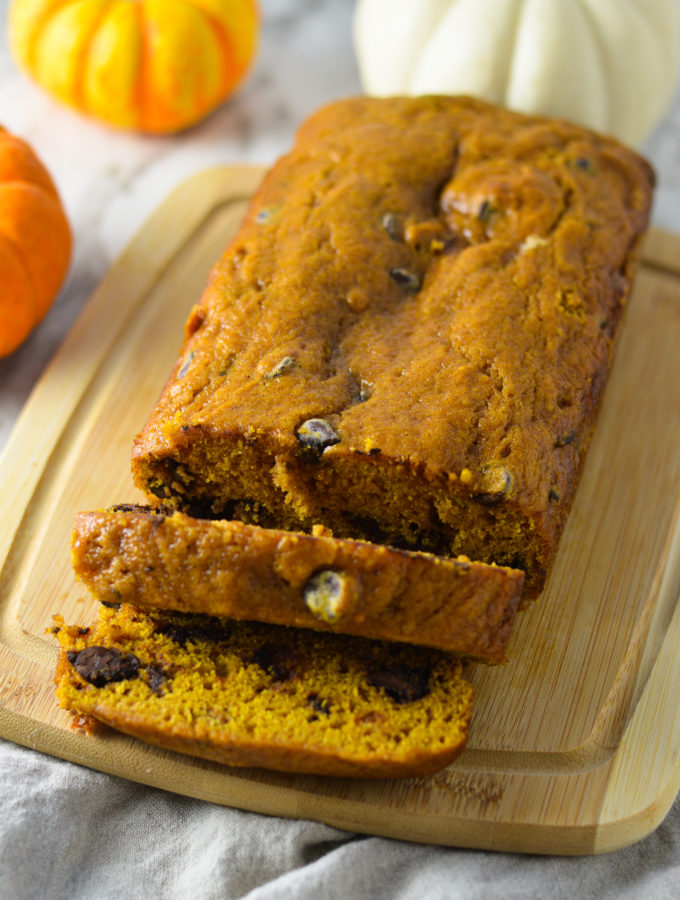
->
[72, 504, 524, 662]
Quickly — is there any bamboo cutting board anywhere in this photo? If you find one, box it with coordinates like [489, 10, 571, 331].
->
[2, 166, 680, 855]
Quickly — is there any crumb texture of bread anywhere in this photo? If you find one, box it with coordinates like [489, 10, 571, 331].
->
[53, 603, 474, 778]
[130, 96, 654, 597]
[72, 505, 524, 661]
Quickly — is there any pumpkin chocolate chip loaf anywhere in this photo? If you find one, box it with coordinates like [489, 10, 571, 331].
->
[131, 96, 654, 598]
[53, 603, 474, 778]
[56, 96, 654, 781]
[71, 504, 524, 662]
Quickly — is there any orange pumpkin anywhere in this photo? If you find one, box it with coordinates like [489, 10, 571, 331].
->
[0, 126, 72, 357]
[9, 0, 260, 134]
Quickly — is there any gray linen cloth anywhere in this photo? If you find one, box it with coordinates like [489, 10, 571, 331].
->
[1, 738, 679, 900]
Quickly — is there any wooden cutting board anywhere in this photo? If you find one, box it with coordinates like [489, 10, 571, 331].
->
[2, 166, 680, 855]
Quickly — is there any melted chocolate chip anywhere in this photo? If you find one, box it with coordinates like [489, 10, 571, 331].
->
[145, 665, 166, 694]
[251, 644, 300, 682]
[296, 418, 340, 452]
[367, 663, 431, 704]
[381, 212, 402, 240]
[68, 646, 140, 687]
[146, 480, 170, 500]
[153, 615, 231, 647]
[472, 465, 513, 505]
[303, 570, 352, 623]
[146, 459, 192, 503]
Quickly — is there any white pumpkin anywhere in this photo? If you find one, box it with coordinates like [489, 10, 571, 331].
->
[354, 0, 680, 146]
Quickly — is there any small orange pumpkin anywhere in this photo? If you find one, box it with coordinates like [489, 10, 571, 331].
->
[0, 126, 72, 357]
[9, 0, 260, 134]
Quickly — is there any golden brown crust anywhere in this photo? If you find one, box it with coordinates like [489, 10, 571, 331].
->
[72, 505, 523, 662]
[53, 604, 474, 778]
[131, 96, 654, 597]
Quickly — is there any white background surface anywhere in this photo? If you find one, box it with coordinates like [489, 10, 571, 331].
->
[1, 1, 680, 897]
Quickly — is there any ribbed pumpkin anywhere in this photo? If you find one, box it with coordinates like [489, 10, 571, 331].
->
[354, 0, 680, 147]
[9, 0, 259, 134]
[0, 126, 71, 357]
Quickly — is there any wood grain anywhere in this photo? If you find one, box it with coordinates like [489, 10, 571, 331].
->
[1, 167, 679, 854]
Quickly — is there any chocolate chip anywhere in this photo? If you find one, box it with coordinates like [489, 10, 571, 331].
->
[145, 665, 166, 694]
[183, 497, 222, 520]
[146, 458, 195, 502]
[381, 212, 402, 240]
[472, 465, 513, 505]
[367, 663, 431, 704]
[265, 356, 297, 379]
[158, 623, 191, 646]
[296, 418, 340, 452]
[68, 646, 140, 687]
[255, 205, 280, 224]
[358, 380, 372, 402]
[177, 352, 195, 379]
[146, 479, 170, 500]
[303, 570, 354, 624]
[389, 268, 421, 292]
[251, 644, 300, 682]
[307, 692, 331, 715]
[477, 200, 496, 223]
[555, 430, 576, 448]
[153, 614, 231, 647]
[572, 157, 596, 174]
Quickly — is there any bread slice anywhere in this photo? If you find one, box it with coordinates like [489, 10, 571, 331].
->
[130, 96, 654, 598]
[53, 603, 474, 778]
[72, 504, 524, 662]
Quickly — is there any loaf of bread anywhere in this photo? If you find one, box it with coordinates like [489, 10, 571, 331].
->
[53, 603, 474, 778]
[71, 504, 524, 662]
[55, 96, 654, 781]
[131, 96, 654, 598]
